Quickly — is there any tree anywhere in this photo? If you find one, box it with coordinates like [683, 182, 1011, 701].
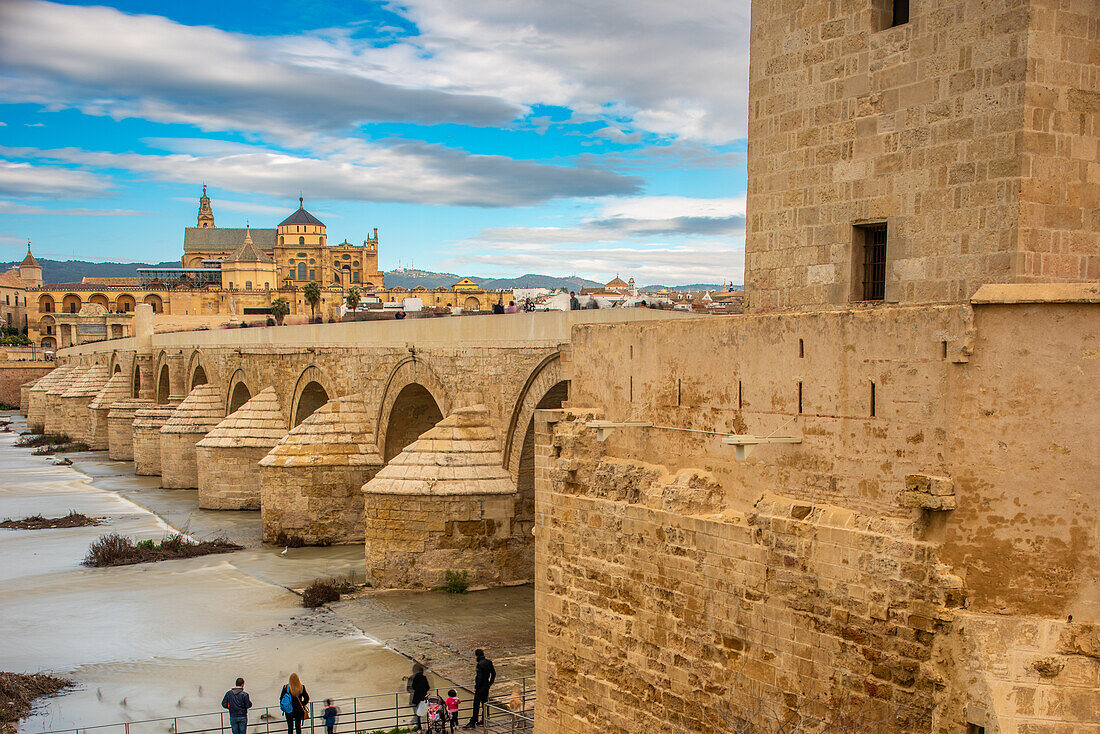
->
[303, 281, 321, 318]
[345, 288, 360, 313]
[270, 297, 290, 325]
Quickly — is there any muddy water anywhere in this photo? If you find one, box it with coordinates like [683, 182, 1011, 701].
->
[0, 420, 434, 733]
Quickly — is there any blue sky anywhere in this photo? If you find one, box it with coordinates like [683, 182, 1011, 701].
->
[0, 0, 749, 285]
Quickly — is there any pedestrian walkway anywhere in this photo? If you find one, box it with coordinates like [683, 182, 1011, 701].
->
[33, 678, 534, 734]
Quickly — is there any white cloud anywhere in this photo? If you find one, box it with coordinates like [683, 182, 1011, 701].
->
[0, 160, 108, 197]
[0, 200, 145, 215]
[1, 142, 639, 207]
[0, 0, 749, 144]
[445, 241, 744, 286]
[597, 195, 745, 221]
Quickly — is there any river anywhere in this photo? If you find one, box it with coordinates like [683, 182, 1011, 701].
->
[0, 416, 440, 733]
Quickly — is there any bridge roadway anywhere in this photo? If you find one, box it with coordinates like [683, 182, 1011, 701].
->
[36, 307, 689, 588]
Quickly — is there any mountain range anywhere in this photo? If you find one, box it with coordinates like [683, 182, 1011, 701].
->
[0, 259, 736, 292]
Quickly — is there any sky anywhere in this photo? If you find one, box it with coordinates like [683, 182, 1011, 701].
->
[0, 0, 750, 285]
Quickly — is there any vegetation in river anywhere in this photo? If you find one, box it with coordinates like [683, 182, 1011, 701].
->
[0, 671, 71, 732]
[0, 510, 102, 530]
[83, 532, 242, 567]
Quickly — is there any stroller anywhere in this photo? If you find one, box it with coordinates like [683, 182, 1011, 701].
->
[424, 695, 448, 734]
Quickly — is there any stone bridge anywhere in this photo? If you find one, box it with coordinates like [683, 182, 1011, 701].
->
[25, 306, 683, 588]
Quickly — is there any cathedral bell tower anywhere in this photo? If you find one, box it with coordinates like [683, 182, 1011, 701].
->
[197, 185, 215, 228]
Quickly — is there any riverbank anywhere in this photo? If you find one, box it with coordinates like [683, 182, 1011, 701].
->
[0, 412, 534, 732]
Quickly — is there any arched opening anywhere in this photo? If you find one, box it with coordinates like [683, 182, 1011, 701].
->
[113, 364, 122, 374]
[191, 365, 208, 389]
[516, 380, 569, 523]
[156, 364, 170, 404]
[297, 262, 307, 280]
[144, 294, 164, 313]
[383, 384, 443, 462]
[89, 293, 110, 309]
[293, 381, 329, 427]
[117, 294, 136, 313]
[39, 294, 55, 313]
[132, 363, 141, 398]
[464, 296, 481, 311]
[228, 382, 251, 414]
[62, 294, 82, 314]
[41, 337, 56, 350]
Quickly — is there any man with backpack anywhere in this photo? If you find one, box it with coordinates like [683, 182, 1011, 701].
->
[462, 649, 496, 729]
[221, 677, 252, 734]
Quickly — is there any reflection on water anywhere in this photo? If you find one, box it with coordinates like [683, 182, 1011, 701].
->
[0, 420, 422, 733]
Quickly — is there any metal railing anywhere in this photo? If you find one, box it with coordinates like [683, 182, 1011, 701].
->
[482, 688, 535, 734]
[33, 677, 534, 734]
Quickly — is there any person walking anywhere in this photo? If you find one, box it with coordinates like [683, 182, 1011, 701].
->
[221, 677, 252, 734]
[568, 292, 580, 310]
[320, 699, 338, 734]
[462, 649, 496, 729]
[408, 663, 430, 731]
[280, 673, 310, 734]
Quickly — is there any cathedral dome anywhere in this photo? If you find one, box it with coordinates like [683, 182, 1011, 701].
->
[278, 197, 324, 228]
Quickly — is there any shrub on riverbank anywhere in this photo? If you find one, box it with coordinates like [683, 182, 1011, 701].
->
[16, 433, 69, 448]
[82, 532, 242, 567]
[0, 511, 102, 530]
[440, 570, 469, 594]
[0, 672, 71, 730]
[302, 580, 341, 608]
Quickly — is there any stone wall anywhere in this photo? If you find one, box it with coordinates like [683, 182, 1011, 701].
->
[744, 0, 1098, 311]
[539, 293, 1100, 732]
[106, 398, 149, 461]
[196, 446, 268, 510]
[262, 465, 379, 545]
[0, 363, 51, 407]
[132, 403, 178, 476]
[535, 413, 949, 731]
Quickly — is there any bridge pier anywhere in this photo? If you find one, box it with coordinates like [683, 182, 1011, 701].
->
[362, 405, 527, 589]
[107, 398, 150, 461]
[59, 365, 109, 446]
[196, 386, 286, 510]
[133, 401, 180, 476]
[86, 373, 129, 450]
[25, 366, 71, 432]
[260, 393, 383, 545]
[160, 383, 225, 489]
[44, 366, 87, 436]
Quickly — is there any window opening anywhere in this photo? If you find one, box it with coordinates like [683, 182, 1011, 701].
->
[797, 381, 803, 414]
[856, 223, 887, 301]
[870, 380, 876, 417]
[799, 338, 804, 358]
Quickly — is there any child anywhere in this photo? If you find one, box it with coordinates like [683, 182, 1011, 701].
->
[444, 689, 461, 733]
[321, 699, 337, 734]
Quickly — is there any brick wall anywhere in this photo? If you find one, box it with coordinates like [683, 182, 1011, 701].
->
[0, 363, 51, 407]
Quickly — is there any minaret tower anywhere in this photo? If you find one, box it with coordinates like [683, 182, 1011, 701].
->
[197, 185, 215, 228]
[19, 241, 42, 287]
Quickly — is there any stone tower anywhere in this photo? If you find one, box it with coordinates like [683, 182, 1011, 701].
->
[744, 0, 1098, 311]
[19, 242, 42, 287]
[197, 185, 215, 228]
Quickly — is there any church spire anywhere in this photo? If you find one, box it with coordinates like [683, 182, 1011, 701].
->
[197, 184, 215, 228]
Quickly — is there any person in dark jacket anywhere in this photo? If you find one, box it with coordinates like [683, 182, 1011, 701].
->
[568, 292, 580, 311]
[408, 663, 430, 731]
[281, 673, 310, 734]
[221, 677, 252, 734]
[463, 649, 496, 729]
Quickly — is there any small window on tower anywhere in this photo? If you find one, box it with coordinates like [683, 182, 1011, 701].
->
[874, 0, 909, 29]
[853, 223, 888, 302]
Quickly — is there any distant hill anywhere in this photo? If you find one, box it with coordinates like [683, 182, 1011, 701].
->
[0, 258, 180, 285]
[0, 259, 659, 292]
[639, 283, 743, 293]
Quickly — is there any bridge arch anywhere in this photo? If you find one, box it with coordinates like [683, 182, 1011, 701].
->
[377, 357, 449, 462]
[152, 351, 172, 404]
[225, 369, 254, 415]
[290, 365, 334, 428]
[505, 354, 569, 526]
[186, 350, 210, 389]
[131, 359, 142, 398]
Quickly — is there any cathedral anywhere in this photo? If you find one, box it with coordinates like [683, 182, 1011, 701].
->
[19, 188, 511, 350]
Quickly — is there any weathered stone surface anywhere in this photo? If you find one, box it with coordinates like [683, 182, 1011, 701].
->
[44, 366, 87, 436]
[58, 364, 108, 446]
[87, 373, 131, 450]
[26, 365, 74, 431]
[259, 393, 382, 544]
[106, 397, 151, 461]
[196, 387, 285, 509]
[132, 402, 180, 476]
[159, 383, 225, 489]
[363, 405, 523, 588]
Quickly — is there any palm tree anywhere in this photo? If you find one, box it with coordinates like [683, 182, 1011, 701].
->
[303, 281, 321, 319]
[345, 288, 360, 313]
[270, 297, 290, 325]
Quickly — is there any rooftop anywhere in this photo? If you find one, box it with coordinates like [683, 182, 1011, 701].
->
[278, 198, 324, 228]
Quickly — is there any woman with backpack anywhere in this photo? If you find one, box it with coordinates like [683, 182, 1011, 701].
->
[280, 673, 310, 734]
